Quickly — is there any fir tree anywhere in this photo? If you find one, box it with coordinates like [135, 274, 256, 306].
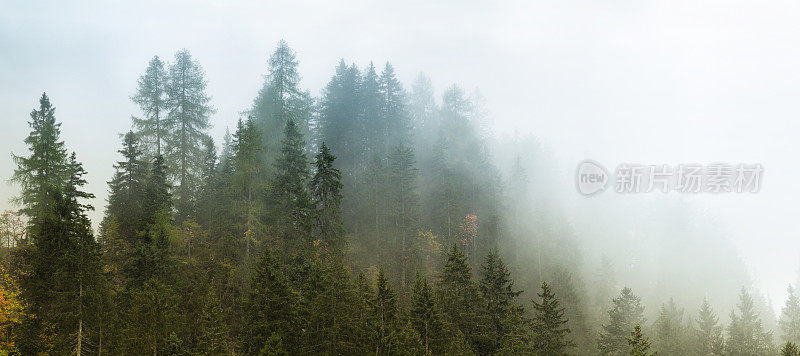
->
[410, 272, 442, 354]
[373, 267, 398, 355]
[310, 142, 345, 252]
[242, 247, 297, 354]
[531, 282, 572, 355]
[627, 324, 655, 356]
[251, 40, 312, 163]
[11, 93, 68, 219]
[197, 286, 228, 354]
[270, 119, 312, 248]
[232, 117, 266, 262]
[379, 62, 409, 148]
[781, 285, 800, 345]
[782, 341, 799, 356]
[726, 287, 775, 355]
[165, 49, 214, 222]
[598, 287, 646, 355]
[652, 298, 690, 355]
[479, 251, 527, 354]
[132, 55, 169, 156]
[437, 244, 482, 352]
[696, 298, 725, 355]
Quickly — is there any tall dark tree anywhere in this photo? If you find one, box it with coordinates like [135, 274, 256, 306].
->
[270, 119, 312, 250]
[372, 267, 398, 355]
[437, 244, 482, 352]
[410, 272, 442, 354]
[530, 282, 572, 355]
[386, 144, 418, 288]
[11, 93, 69, 219]
[310, 142, 345, 253]
[132, 56, 169, 156]
[232, 117, 266, 262]
[379, 62, 409, 148]
[165, 49, 214, 222]
[242, 247, 297, 354]
[597, 287, 646, 355]
[319, 60, 363, 173]
[479, 251, 527, 354]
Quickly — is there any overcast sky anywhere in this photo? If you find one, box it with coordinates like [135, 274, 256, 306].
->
[2, 0, 799, 311]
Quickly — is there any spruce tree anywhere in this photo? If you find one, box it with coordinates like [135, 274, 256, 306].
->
[310, 142, 345, 252]
[242, 247, 297, 354]
[232, 117, 266, 262]
[531, 282, 572, 355]
[437, 244, 482, 352]
[781, 285, 800, 345]
[627, 324, 655, 356]
[386, 144, 418, 287]
[270, 119, 312, 249]
[373, 267, 398, 354]
[410, 272, 442, 354]
[726, 287, 775, 355]
[379, 62, 409, 148]
[652, 298, 690, 355]
[132, 55, 169, 156]
[696, 298, 725, 355]
[598, 287, 646, 355]
[782, 341, 799, 356]
[11, 93, 69, 219]
[165, 49, 214, 222]
[319, 60, 363, 172]
[478, 251, 527, 354]
[251, 40, 312, 163]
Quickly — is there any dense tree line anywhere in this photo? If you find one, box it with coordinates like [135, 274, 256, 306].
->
[1, 41, 798, 355]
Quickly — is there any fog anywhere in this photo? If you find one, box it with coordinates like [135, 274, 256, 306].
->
[2, 0, 800, 351]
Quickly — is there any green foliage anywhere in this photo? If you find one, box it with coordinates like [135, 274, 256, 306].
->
[242, 247, 297, 354]
[479, 251, 527, 354]
[310, 142, 345, 253]
[652, 298, 691, 355]
[627, 324, 655, 356]
[696, 298, 725, 355]
[598, 287, 646, 355]
[132, 55, 169, 157]
[781, 285, 800, 346]
[726, 288, 775, 355]
[531, 282, 572, 355]
[165, 49, 214, 222]
[782, 341, 799, 356]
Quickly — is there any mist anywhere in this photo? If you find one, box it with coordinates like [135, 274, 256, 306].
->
[2, 0, 799, 354]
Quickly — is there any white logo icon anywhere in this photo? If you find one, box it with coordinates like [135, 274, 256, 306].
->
[576, 160, 609, 196]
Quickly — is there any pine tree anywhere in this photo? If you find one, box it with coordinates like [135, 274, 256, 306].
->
[627, 324, 655, 356]
[652, 298, 690, 355]
[196, 136, 217, 225]
[232, 117, 266, 262]
[531, 282, 572, 355]
[11, 93, 69, 219]
[132, 55, 169, 156]
[386, 144, 419, 288]
[437, 244, 482, 353]
[165, 49, 214, 222]
[319, 60, 363, 172]
[726, 287, 775, 355]
[251, 40, 312, 164]
[12, 95, 107, 354]
[410, 272, 442, 354]
[379, 62, 409, 148]
[782, 341, 799, 356]
[243, 247, 297, 354]
[696, 298, 725, 355]
[361, 62, 383, 159]
[781, 285, 800, 345]
[598, 287, 646, 355]
[310, 142, 345, 252]
[373, 267, 398, 354]
[101, 131, 149, 243]
[479, 251, 527, 354]
[270, 119, 312, 249]
[196, 286, 228, 354]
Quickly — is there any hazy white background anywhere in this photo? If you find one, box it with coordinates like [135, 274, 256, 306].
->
[1, 0, 798, 311]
